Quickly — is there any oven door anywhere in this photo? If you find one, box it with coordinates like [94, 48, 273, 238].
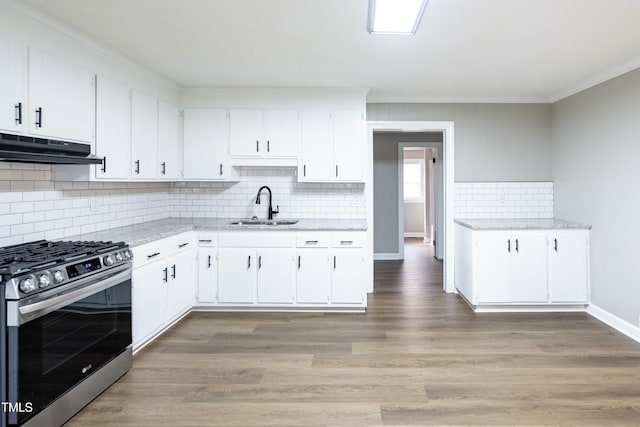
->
[6, 264, 132, 426]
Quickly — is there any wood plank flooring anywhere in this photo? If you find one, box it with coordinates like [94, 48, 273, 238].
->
[67, 239, 640, 426]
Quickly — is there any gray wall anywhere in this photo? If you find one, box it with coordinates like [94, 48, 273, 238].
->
[367, 103, 552, 182]
[552, 68, 640, 326]
[373, 133, 442, 254]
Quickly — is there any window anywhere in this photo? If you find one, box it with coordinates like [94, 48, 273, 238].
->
[403, 158, 424, 201]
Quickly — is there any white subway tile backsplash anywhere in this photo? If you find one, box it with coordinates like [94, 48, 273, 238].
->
[455, 181, 553, 219]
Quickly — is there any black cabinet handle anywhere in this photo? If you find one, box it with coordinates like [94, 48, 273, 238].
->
[147, 252, 160, 259]
[333, 255, 336, 269]
[507, 239, 511, 253]
[219, 163, 223, 176]
[161, 162, 166, 175]
[162, 267, 168, 282]
[267, 140, 270, 152]
[179, 242, 189, 248]
[101, 156, 107, 173]
[336, 165, 339, 177]
[171, 264, 176, 279]
[247, 255, 251, 269]
[134, 160, 140, 174]
[340, 240, 353, 245]
[554, 238, 558, 252]
[14, 102, 22, 125]
[208, 255, 212, 268]
[305, 240, 319, 245]
[515, 239, 519, 253]
[303, 165, 306, 176]
[199, 239, 213, 243]
[256, 140, 259, 152]
[258, 255, 262, 269]
[298, 255, 301, 270]
[35, 107, 42, 128]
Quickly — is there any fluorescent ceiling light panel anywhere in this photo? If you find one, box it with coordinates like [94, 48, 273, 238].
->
[368, 0, 429, 35]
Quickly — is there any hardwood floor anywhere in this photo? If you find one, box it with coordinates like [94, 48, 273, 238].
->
[67, 238, 640, 426]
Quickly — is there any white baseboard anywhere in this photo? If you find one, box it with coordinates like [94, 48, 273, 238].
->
[404, 232, 425, 238]
[374, 253, 403, 260]
[587, 304, 640, 343]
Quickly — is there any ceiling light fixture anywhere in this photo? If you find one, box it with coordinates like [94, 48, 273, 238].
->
[367, 0, 429, 35]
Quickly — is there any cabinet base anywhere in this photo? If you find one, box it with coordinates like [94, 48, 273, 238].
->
[192, 305, 366, 313]
[457, 291, 589, 313]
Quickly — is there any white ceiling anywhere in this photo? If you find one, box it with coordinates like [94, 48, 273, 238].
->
[20, 0, 640, 103]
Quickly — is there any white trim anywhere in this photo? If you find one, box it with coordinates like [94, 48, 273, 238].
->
[367, 120, 455, 294]
[374, 252, 403, 260]
[587, 304, 640, 344]
[404, 232, 426, 238]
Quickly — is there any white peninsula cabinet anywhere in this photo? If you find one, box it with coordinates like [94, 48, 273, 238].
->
[454, 220, 590, 311]
[131, 232, 194, 350]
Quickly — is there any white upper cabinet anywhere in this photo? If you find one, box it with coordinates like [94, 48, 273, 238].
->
[183, 108, 232, 180]
[28, 49, 94, 143]
[299, 110, 364, 183]
[299, 110, 333, 181]
[158, 101, 182, 180]
[95, 76, 131, 179]
[131, 90, 159, 179]
[333, 110, 364, 182]
[229, 109, 300, 161]
[0, 36, 27, 134]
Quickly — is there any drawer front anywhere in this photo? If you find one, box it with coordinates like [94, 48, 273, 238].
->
[331, 232, 365, 248]
[197, 231, 217, 246]
[164, 231, 194, 252]
[218, 232, 295, 248]
[296, 232, 330, 248]
[132, 240, 170, 268]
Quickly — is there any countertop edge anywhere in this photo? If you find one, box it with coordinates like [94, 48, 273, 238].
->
[454, 218, 592, 231]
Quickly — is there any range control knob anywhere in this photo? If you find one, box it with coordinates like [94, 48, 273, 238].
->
[53, 270, 64, 284]
[115, 253, 123, 263]
[123, 249, 133, 260]
[37, 273, 51, 288]
[103, 255, 115, 266]
[19, 278, 37, 293]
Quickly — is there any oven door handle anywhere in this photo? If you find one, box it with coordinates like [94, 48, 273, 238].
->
[15, 266, 131, 326]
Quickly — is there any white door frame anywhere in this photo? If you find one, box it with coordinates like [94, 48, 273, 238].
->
[367, 121, 455, 293]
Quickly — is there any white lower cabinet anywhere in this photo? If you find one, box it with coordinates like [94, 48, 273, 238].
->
[256, 249, 296, 304]
[131, 232, 194, 349]
[331, 250, 365, 304]
[454, 223, 590, 310]
[217, 249, 256, 303]
[296, 249, 331, 303]
[197, 247, 217, 303]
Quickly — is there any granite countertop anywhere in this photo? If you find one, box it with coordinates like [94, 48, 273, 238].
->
[454, 218, 591, 231]
[67, 217, 367, 247]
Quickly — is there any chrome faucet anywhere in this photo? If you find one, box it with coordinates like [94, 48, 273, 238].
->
[255, 186, 279, 220]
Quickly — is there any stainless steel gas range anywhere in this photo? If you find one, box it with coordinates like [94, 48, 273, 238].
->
[0, 240, 133, 427]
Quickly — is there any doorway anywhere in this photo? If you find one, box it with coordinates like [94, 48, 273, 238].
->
[366, 121, 455, 294]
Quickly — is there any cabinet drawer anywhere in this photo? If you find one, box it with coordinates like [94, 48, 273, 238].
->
[164, 232, 194, 252]
[197, 231, 217, 246]
[132, 240, 170, 268]
[296, 232, 330, 248]
[218, 232, 295, 248]
[331, 232, 365, 248]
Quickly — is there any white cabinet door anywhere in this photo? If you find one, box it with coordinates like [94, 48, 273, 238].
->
[331, 250, 364, 304]
[333, 110, 363, 182]
[28, 49, 94, 143]
[158, 101, 182, 180]
[264, 110, 300, 157]
[132, 263, 168, 346]
[217, 249, 255, 303]
[166, 249, 195, 320]
[512, 232, 548, 302]
[549, 231, 589, 303]
[95, 76, 131, 179]
[299, 111, 333, 181]
[0, 36, 26, 134]
[475, 231, 513, 303]
[197, 248, 217, 303]
[131, 90, 158, 179]
[183, 109, 229, 180]
[296, 250, 331, 303]
[229, 109, 263, 156]
[256, 249, 295, 304]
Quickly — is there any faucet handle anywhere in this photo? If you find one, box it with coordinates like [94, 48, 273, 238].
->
[272, 205, 279, 217]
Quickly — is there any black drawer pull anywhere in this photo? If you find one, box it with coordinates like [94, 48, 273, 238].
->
[147, 252, 161, 259]
[179, 242, 189, 248]
[199, 239, 213, 243]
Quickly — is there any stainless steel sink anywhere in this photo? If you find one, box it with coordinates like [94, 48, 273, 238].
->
[229, 219, 298, 226]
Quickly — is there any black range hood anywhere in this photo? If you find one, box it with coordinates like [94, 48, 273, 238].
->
[0, 132, 103, 165]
